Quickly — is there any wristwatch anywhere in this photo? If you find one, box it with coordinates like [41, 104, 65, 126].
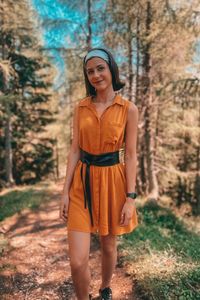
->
[126, 192, 137, 199]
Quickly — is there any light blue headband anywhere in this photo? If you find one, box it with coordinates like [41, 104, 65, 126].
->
[84, 49, 109, 64]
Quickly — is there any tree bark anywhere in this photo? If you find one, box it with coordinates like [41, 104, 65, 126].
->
[1, 12, 15, 185]
[127, 18, 133, 101]
[86, 0, 92, 50]
[142, 0, 159, 199]
[4, 102, 14, 186]
[193, 96, 200, 214]
[135, 14, 140, 106]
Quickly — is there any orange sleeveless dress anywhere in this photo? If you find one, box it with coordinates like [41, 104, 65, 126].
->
[67, 94, 138, 236]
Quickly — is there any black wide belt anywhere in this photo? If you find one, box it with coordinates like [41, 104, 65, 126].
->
[80, 148, 120, 226]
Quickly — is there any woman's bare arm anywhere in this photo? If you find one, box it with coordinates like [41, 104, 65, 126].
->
[120, 102, 138, 226]
[124, 102, 138, 194]
[61, 104, 80, 199]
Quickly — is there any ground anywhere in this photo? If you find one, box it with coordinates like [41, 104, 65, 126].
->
[0, 180, 137, 300]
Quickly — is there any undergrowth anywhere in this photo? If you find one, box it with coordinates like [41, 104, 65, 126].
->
[119, 201, 200, 300]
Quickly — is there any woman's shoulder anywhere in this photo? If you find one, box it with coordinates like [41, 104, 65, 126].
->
[121, 97, 138, 111]
[78, 96, 91, 107]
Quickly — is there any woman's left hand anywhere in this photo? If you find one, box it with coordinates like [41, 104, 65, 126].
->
[120, 198, 136, 226]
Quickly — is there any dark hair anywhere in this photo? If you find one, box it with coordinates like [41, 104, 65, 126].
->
[83, 47, 125, 96]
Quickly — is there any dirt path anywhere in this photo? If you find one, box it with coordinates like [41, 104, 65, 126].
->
[0, 181, 137, 300]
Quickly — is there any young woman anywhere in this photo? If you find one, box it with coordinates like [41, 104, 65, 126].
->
[60, 48, 138, 300]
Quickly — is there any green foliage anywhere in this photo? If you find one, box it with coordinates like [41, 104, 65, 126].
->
[0, 185, 51, 256]
[134, 268, 200, 300]
[103, 0, 200, 213]
[0, 0, 56, 186]
[120, 202, 200, 299]
[0, 188, 49, 221]
[12, 139, 56, 184]
[127, 203, 200, 261]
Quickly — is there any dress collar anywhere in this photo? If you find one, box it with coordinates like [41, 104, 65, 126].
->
[79, 94, 124, 107]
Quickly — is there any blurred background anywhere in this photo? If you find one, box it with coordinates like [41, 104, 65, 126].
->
[0, 1, 200, 299]
[1, 0, 200, 214]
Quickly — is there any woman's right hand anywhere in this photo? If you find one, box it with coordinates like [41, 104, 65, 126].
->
[60, 194, 69, 222]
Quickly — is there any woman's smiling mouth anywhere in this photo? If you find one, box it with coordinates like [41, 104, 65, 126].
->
[93, 80, 104, 84]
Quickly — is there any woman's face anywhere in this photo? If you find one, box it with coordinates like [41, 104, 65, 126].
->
[85, 57, 113, 93]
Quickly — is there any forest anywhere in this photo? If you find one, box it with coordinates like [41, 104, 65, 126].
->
[0, 0, 200, 299]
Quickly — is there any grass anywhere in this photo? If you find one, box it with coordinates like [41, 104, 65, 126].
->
[119, 201, 200, 300]
[0, 183, 53, 255]
[1, 184, 200, 298]
[0, 186, 50, 222]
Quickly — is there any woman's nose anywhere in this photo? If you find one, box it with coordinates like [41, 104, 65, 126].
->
[92, 70, 100, 79]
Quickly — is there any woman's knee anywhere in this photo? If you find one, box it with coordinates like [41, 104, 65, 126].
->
[68, 231, 90, 272]
[70, 255, 89, 273]
[101, 235, 117, 255]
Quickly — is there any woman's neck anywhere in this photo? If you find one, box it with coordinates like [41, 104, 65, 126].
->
[94, 88, 116, 104]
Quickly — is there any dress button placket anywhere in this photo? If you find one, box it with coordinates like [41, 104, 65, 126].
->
[95, 120, 101, 227]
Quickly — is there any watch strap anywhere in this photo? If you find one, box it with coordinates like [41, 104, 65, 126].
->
[126, 192, 137, 199]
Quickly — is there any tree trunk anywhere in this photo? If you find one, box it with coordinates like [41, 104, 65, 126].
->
[4, 103, 14, 186]
[55, 137, 59, 180]
[141, 0, 159, 199]
[1, 20, 15, 185]
[193, 96, 200, 214]
[69, 83, 73, 146]
[127, 18, 133, 101]
[135, 11, 145, 195]
[144, 95, 159, 199]
[86, 0, 92, 50]
[135, 14, 140, 106]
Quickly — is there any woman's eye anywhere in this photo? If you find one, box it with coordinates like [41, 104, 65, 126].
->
[87, 66, 105, 75]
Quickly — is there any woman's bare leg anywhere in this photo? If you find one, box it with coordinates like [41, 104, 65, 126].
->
[68, 231, 91, 300]
[100, 234, 117, 290]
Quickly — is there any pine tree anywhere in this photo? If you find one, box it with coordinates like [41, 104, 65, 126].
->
[0, 0, 56, 187]
[103, 0, 200, 205]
